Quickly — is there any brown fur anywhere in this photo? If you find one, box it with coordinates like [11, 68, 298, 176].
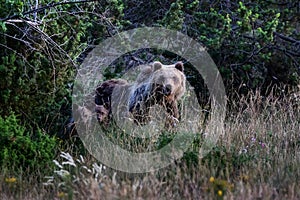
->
[95, 79, 128, 125]
[95, 105, 109, 125]
[129, 61, 186, 127]
[95, 62, 186, 129]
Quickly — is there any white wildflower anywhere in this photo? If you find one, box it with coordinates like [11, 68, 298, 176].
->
[82, 165, 92, 173]
[112, 172, 117, 185]
[92, 163, 103, 175]
[60, 152, 76, 167]
[53, 160, 63, 169]
[62, 161, 76, 167]
[43, 176, 54, 186]
[76, 155, 85, 164]
[54, 169, 70, 177]
[132, 180, 140, 192]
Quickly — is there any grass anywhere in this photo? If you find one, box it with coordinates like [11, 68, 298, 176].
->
[1, 90, 299, 199]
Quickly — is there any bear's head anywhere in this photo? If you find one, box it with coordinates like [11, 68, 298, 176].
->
[128, 61, 186, 126]
[95, 104, 109, 123]
[150, 61, 186, 102]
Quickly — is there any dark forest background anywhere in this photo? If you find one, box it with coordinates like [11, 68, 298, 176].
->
[0, 1, 299, 199]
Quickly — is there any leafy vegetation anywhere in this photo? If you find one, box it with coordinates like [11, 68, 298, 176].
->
[2, 92, 299, 199]
[0, 113, 57, 173]
[0, 0, 299, 199]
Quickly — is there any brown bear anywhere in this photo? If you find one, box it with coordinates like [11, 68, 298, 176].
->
[127, 61, 186, 127]
[95, 79, 128, 125]
[98, 61, 186, 128]
[95, 104, 109, 125]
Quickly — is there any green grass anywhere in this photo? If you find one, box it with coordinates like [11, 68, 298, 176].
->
[1, 91, 299, 199]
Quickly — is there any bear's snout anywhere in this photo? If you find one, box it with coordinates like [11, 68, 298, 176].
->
[163, 84, 172, 95]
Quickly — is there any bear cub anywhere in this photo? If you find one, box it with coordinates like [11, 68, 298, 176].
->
[95, 79, 128, 126]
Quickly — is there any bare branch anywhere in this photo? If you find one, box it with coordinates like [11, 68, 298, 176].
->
[274, 32, 300, 44]
[0, 0, 98, 22]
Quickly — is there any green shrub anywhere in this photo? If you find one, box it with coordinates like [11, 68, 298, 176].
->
[0, 113, 57, 172]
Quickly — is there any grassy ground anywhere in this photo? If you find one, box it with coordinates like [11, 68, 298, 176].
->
[1, 91, 299, 199]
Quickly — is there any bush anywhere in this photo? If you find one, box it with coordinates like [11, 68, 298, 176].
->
[0, 113, 57, 173]
[0, 0, 126, 136]
[123, 0, 299, 95]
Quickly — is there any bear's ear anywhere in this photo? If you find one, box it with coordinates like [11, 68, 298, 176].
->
[153, 61, 162, 71]
[175, 62, 184, 72]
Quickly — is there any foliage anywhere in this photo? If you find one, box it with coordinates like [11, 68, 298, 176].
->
[30, 92, 300, 199]
[0, 113, 57, 172]
[0, 0, 299, 198]
[124, 0, 298, 93]
[0, 0, 298, 135]
[0, 0, 126, 135]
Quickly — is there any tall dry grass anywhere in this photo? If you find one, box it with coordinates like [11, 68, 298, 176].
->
[1, 90, 299, 199]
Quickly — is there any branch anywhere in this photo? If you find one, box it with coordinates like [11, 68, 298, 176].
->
[0, 0, 98, 22]
[265, 1, 290, 6]
[274, 32, 300, 44]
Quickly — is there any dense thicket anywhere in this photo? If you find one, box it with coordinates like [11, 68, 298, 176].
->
[0, 0, 299, 137]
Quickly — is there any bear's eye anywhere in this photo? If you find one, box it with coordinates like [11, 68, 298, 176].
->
[172, 76, 179, 83]
[157, 76, 164, 83]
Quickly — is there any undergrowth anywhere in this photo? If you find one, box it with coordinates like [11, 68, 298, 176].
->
[1, 91, 299, 199]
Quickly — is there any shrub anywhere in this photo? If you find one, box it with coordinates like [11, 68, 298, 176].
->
[0, 0, 126, 136]
[0, 113, 57, 173]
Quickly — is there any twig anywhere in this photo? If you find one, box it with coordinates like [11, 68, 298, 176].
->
[0, 43, 36, 78]
[265, 0, 290, 6]
[274, 32, 300, 44]
[0, 0, 98, 22]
